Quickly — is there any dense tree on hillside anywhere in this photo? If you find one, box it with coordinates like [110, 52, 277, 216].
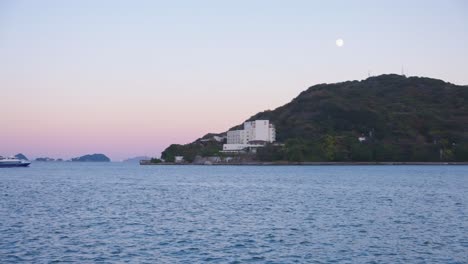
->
[71, 154, 110, 162]
[161, 140, 221, 162]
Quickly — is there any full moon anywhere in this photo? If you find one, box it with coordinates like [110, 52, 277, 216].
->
[336, 38, 344, 47]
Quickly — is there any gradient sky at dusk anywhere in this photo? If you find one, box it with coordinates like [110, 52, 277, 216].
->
[1, 0, 467, 160]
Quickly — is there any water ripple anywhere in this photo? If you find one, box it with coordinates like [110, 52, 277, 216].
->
[0, 163, 467, 263]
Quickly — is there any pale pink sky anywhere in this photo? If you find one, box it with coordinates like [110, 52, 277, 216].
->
[1, 1, 467, 160]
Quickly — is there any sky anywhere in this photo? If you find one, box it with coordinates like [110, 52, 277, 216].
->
[1, 0, 467, 161]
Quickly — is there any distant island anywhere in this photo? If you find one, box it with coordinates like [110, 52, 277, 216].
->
[14, 153, 29, 161]
[71, 154, 111, 162]
[35, 157, 63, 162]
[147, 74, 468, 164]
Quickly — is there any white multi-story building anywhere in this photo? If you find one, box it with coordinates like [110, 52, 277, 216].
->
[226, 130, 247, 144]
[223, 120, 276, 152]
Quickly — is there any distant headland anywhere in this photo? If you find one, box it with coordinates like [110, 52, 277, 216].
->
[143, 74, 468, 165]
[35, 157, 64, 162]
[7, 153, 112, 162]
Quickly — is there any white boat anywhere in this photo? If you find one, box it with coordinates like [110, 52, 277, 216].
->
[0, 156, 31, 167]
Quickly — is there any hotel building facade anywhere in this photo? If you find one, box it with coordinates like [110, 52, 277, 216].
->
[223, 120, 275, 152]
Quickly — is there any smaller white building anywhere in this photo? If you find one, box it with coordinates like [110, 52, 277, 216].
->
[213, 136, 225, 142]
[222, 143, 265, 152]
[223, 144, 248, 151]
[174, 156, 184, 163]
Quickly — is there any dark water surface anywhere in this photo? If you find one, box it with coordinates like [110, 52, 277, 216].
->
[1, 163, 467, 263]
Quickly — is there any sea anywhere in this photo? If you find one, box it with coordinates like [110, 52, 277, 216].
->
[1, 162, 467, 263]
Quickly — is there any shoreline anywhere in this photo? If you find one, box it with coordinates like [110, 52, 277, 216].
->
[140, 161, 468, 166]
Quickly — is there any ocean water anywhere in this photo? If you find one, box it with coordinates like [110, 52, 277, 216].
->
[0, 163, 467, 263]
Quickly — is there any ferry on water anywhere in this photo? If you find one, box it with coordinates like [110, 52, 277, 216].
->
[0, 156, 31, 167]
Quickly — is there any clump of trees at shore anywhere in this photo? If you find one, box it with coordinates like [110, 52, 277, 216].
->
[161, 141, 221, 162]
[256, 137, 468, 162]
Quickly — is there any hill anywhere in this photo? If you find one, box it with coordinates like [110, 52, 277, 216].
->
[71, 154, 111, 162]
[161, 74, 468, 162]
